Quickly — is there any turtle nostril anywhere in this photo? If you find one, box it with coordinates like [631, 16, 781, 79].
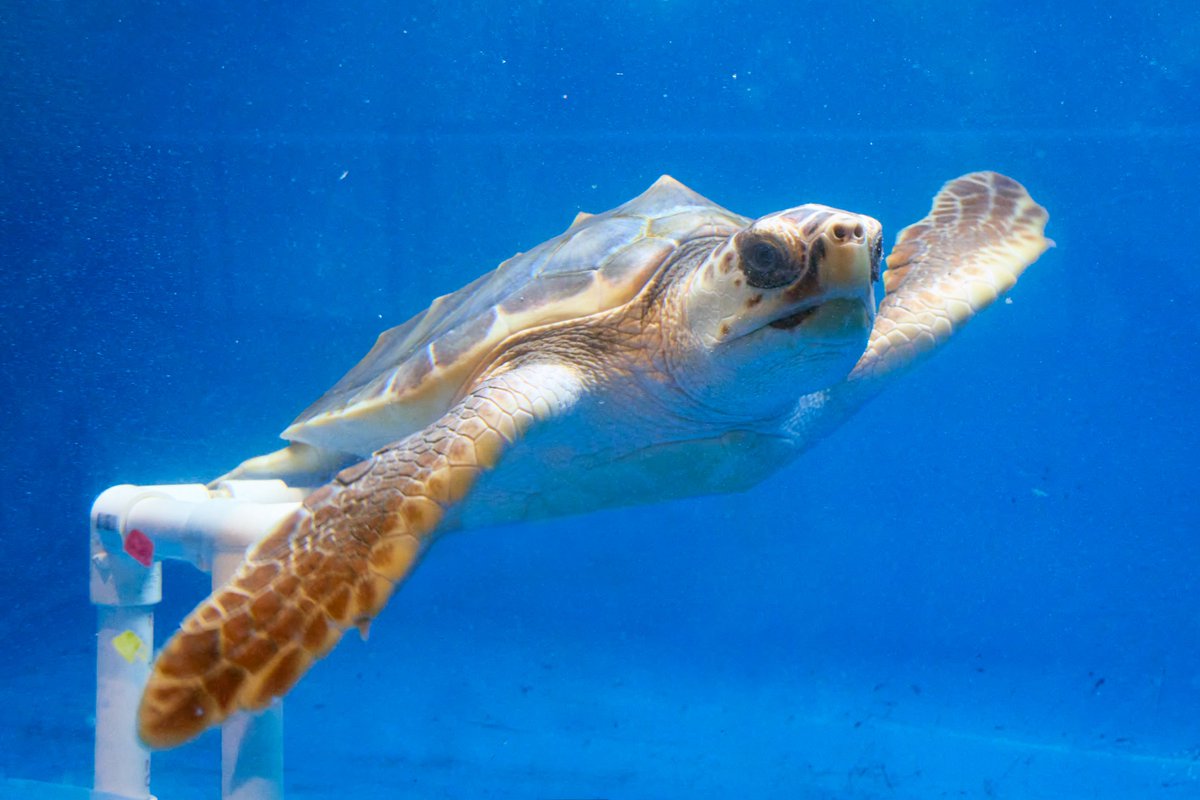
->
[832, 223, 848, 241]
[853, 223, 865, 240]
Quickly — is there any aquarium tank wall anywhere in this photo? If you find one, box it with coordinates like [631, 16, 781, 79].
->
[1, 1, 1197, 798]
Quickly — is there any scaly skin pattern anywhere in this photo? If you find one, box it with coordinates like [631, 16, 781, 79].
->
[137, 363, 581, 748]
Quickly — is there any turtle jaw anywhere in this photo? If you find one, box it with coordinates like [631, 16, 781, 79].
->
[766, 297, 873, 336]
[767, 305, 820, 330]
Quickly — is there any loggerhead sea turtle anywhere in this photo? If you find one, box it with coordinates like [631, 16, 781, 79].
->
[139, 172, 1049, 748]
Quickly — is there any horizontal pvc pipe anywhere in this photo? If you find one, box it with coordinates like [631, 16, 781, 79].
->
[91, 481, 303, 572]
[123, 496, 300, 566]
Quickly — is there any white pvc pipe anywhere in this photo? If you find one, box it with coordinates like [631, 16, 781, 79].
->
[90, 481, 303, 800]
[91, 488, 166, 800]
[214, 549, 284, 800]
[94, 604, 155, 800]
[92, 481, 303, 571]
[121, 496, 301, 567]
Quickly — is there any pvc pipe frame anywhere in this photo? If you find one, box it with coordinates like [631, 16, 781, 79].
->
[90, 481, 305, 800]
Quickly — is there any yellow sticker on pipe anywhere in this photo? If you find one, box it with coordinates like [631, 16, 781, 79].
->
[112, 630, 149, 664]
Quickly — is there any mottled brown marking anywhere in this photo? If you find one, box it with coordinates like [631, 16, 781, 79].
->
[253, 525, 297, 562]
[304, 484, 334, 507]
[312, 503, 339, 528]
[228, 636, 278, 673]
[368, 540, 397, 570]
[222, 611, 253, 647]
[400, 496, 444, 534]
[239, 563, 279, 593]
[361, 576, 394, 618]
[274, 573, 300, 597]
[782, 238, 824, 303]
[219, 590, 250, 613]
[299, 570, 344, 605]
[259, 649, 307, 700]
[203, 666, 245, 713]
[445, 465, 478, 502]
[197, 605, 223, 625]
[292, 550, 322, 578]
[249, 592, 282, 625]
[354, 579, 377, 617]
[143, 683, 212, 740]
[455, 415, 489, 440]
[168, 628, 220, 676]
[336, 460, 373, 486]
[265, 605, 305, 643]
[801, 210, 832, 238]
[415, 468, 448, 503]
[325, 587, 350, 622]
[445, 437, 476, 468]
[302, 614, 332, 653]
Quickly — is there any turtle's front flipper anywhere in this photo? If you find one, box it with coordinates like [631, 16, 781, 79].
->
[850, 171, 1051, 383]
[139, 363, 584, 749]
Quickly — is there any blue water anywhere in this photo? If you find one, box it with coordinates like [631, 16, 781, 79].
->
[2, 2, 1198, 798]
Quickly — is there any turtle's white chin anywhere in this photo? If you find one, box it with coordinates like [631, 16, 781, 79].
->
[706, 298, 872, 417]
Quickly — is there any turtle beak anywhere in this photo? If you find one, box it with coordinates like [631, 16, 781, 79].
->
[808, 213, 879, 301]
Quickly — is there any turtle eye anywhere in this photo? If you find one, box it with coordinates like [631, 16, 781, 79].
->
[749, 242, 780, 272]
[739, 236, 797, 289]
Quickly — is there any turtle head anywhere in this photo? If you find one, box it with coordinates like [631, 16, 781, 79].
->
[673, 204, 881, 417]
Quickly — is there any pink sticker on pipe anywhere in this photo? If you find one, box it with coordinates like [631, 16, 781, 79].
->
[124, 529, 154, 567]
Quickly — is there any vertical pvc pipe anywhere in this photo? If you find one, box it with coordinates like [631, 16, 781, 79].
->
[213, 549, 284, 800]
[94, 604, 155, 799]
[91, 516, 161, 800]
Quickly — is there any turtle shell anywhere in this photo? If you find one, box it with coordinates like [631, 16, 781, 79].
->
[283, 175, 749, 456]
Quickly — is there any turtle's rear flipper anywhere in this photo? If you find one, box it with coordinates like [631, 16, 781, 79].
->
[850, 171, 1051, 383]
[211, 442, 360, 488]
[139, 364, 583, 749]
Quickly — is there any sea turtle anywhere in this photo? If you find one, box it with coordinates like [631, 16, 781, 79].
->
[139, 171, 1050, 748]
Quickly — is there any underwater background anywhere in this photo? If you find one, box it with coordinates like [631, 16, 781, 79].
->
[2, 1, 1198, 798]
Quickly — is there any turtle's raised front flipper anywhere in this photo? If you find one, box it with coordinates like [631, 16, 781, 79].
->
[139, 363, 583, 749]
[850, 171, 1050, 383]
